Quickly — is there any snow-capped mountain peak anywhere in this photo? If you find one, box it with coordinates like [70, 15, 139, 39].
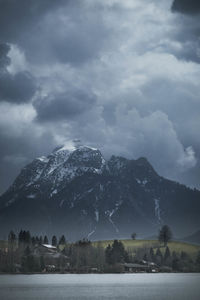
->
[1, 145, 200, 241]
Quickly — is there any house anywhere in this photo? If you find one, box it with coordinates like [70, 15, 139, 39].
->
[33, 244, 69, 272]
[33, 244, 57, 256]
[41, 244, 57, 253]
[122, 262, 159, 273]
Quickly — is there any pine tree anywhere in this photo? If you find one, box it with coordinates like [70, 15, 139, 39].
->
[164, 246, 171, 261]
[155, 248, 163, 266]
[59, 235, 66, 245]
[172, 251, 181, 271]
[143, 253, 148, 262]
[18, 230, 25, 246]
[25, 231, 31, 244]
[35, 236, 40, 245]
[31, 237, 36, 246]
[105, 244, 112, 264]
[105, 240, 128, 265]
[44, 235, 49, 244]
[39, 236, 43, 245]
[8, 230, 16, 245]
[40, 256, 45, 271]
[164, 246, 171, 266]
[149, 247, 155, 262]
[52, 235, 57, 247]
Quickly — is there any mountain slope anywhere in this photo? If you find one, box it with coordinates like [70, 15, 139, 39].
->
[0, 145, 200, 240]
[182, 230, 200, 245]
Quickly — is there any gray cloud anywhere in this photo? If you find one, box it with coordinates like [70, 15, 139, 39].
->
[170, 13, 200, 64]
[0, 0, 110, 66]
[0, 43, 36, 103]
[34, 90, 96, 122]
[0, 0, 200, 194]
[0, 43, 11, 68]
[0, 71, 36, 103]
[172, 0, 200, 15]
[171, 1, 200, 64]
[0, 102, 55, 194]
[0, 131, 55, 194]
[0, 0, 66, 41]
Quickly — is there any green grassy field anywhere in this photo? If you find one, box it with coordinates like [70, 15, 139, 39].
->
[93, 239, 200, 258]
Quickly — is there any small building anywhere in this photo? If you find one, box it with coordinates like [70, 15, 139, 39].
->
[33, 244, 69, 272]
[33, 244, 57, 256]
[122, 262, 159, 273]
[41, 244, 57, 252]
[45, 264, 56, 272]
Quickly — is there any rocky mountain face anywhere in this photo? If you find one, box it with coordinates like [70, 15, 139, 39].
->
[0, 145, 200, 240]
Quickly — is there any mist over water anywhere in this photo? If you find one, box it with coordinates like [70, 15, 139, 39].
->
[0, 274, 200, 300]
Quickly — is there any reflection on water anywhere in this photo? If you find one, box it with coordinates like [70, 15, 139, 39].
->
[0, 273, 200, 300]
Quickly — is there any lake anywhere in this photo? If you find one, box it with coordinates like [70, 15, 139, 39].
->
[0, 274, 200, 300]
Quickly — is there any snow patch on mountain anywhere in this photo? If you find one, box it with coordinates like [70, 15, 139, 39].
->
[99, 184, 104, 192]
[56, 144, 76, 153]
[81, 209, 88, 216]
[105, 208, 119, 233]
[154, 199, 162, 224]
[87, 228, 96, 238]
[5, 198, 16, 207]
[136, 178, 148, 185]
[50, 189, 58, 197]
[37, 156, 49, 163]
[95, 209, 99, 222]
[27, 194, 36, 199]
[59, 199, 65, 208]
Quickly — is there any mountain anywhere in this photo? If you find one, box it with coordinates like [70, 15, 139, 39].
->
[182, 230, 200, 245]
[0, 145, 200, 240]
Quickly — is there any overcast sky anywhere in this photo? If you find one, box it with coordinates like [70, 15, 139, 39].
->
[0, 0, 200, 194]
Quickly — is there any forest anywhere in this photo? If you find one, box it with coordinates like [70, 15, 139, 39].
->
[0, 229, 200, 273]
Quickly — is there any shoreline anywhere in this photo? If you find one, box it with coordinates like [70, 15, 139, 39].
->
[0, 271, 199, 275]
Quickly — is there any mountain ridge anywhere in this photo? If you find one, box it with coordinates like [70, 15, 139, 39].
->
[0, 145, 199, 240]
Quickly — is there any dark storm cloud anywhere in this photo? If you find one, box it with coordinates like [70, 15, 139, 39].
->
[0, 43, 10, 68]
[0, 71, 36, 103]
[171, 1, 200, 64]
[0, 43, 36, 103]
[34, 90, 96, 122]
[0, 0, 200, 194]
[172, 0, 200, 15]
[0, 123, 55, 194]
[0, 0, 66, 41]
[0, 0, 109, 66]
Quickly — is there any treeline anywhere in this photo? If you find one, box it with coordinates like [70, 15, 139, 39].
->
[128, 245, 200, 273]
[0, 230, 69, 273]
[9, 230, 66, 247]
[0, 230, 200, 273]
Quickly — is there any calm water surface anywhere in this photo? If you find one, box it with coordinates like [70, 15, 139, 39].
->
[0, 273, 200, 300]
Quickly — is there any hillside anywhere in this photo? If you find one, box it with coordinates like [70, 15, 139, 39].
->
[93, 239, 200, 258]
[182, 230, 200, 245]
